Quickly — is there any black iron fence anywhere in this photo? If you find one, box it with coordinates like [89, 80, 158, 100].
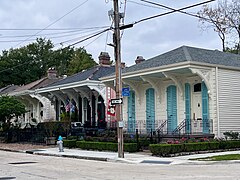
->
[0, 119, 214, 146]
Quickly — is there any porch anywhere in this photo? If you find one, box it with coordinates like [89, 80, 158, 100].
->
[122, 119, 214, 139]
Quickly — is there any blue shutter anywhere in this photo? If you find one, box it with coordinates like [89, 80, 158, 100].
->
[128, 91, 135, 133]
[185, 83, 191, 134]
[167, 85, 177, 133]
[202, 82, 209, 134]
[146, 88, 155, 133]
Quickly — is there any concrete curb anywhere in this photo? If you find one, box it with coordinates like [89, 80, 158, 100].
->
[0, 148, 25, 153]
[33, 151, 109, 162]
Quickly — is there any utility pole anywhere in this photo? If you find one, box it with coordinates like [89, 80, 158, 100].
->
[113, 0, 124, 158]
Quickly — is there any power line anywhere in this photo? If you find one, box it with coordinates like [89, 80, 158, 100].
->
[54, 28, 111, 46]
[83, 32, 105, 48]
[134, 0, 216, 24]
[0, 28, 112, 74]
[13, 0, 89, 48]
[68, 28, 111, 47]
[0, 27, 109, 39]
[140, 0, 217, 22]
[0, 26, 109, 31]
[0, 28, 109, 43]
[140, 0, 232, 28]
[128, 0, 166, 10]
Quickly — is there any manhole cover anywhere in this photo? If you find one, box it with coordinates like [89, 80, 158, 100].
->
[0, 177, 16, 180]
[141, 160, 171, 164]
[9, 162, 37, 165]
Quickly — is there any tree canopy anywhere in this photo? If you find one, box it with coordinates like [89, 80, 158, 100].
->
[0, 95, 25, 124]
[0, 38, 97, 88]
[198, 0, 240, 54]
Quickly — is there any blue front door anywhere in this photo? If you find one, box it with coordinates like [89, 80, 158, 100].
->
[202, 82, 209, 133]
[146, 88, 155, 133]
[185, 83, 191, 133]
[128, 91, 135, 133]
[167, 85, 177, 133]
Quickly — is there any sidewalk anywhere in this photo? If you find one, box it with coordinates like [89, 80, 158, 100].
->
[21, 147, 240, 165]
[1, 143, 240, 165]
[26, 147, 178, 164]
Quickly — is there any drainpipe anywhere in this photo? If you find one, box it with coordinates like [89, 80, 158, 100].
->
[216, 67, 220, 137]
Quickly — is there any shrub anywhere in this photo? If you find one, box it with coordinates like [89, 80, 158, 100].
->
[223, 131, 239, 140]
[124, 143, 138, 152]
[184, 142, 209, 152]
[208, 142, 220, 150]
[76, 141, 117, 151]
[76, 141, 138, 152]
[149, 144, 183, 156]
[63, 140, 76, 148]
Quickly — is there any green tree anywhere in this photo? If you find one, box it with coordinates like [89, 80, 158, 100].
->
[0, 96, 25, 129]
[67, 48, 97, 75]
[0, 38, 97, 88]
[198, 0, 240, 53]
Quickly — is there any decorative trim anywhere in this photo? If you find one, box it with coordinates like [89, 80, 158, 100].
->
[190, 68, 212, 97]
[73, 88, 90, 101]
[60, 89, 79, 109]
[162, 72, 184, 98]
[49, 92, 67, 106]
[140, 76, 162, 103]
[88, 84, 106, 103]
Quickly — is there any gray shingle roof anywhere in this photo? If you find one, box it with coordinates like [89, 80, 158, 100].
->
[46, 66, 115, 87]
[122, 46, 240, 74]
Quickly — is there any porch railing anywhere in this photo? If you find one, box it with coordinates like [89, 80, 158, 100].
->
[117, 119, 213, 135]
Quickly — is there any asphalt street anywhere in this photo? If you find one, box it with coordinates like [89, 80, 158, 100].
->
[1, 150, 240, 180]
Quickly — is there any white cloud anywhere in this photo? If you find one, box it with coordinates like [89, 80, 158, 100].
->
[0, 0, 221, 66]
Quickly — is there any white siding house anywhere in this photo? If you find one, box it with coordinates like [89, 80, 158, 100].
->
[101, 46, 240, 138]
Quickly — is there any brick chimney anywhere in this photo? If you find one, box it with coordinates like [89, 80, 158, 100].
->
[121, 62, 126, 69]
[135, 56, 145, 64]
[98, 52, 111, 66]
[47, 67, 57, 79]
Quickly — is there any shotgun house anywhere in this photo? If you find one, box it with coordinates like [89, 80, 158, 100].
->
[35, 52, 116, 128]
[6, 68, 60, 126]
[101, 46, 240, 138]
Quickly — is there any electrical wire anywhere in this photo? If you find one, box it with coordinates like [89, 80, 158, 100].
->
[13, 0, 89, 48]
[128, 0, 166, 10]
[68, 28, 112, 47]
[0, 26, 109, 39]
[84, 31, 105, 48]
[0, 28, 108, 43]
[0, 27, 112, 74]
[140, 0, 218, 23]
[54, 28, 111, 46]
[134, 0, 216, 24]
[0, 26, 109, 31]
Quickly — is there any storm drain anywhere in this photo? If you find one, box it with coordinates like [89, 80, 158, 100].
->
[9, 162, 37, 165]
[0, 177, 16, 180]
[141, 160, 172, 164]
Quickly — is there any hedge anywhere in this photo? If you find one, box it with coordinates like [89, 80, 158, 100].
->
[76, 141, 138, 152]
[149, 140, 240, 156]
[150, 144, 184, 156]
[63, 140, 76, 148]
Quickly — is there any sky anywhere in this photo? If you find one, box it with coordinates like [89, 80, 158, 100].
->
[0, 0, 221, 66]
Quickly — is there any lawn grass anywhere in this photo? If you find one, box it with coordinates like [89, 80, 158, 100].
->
[191, 154, 240, 161]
